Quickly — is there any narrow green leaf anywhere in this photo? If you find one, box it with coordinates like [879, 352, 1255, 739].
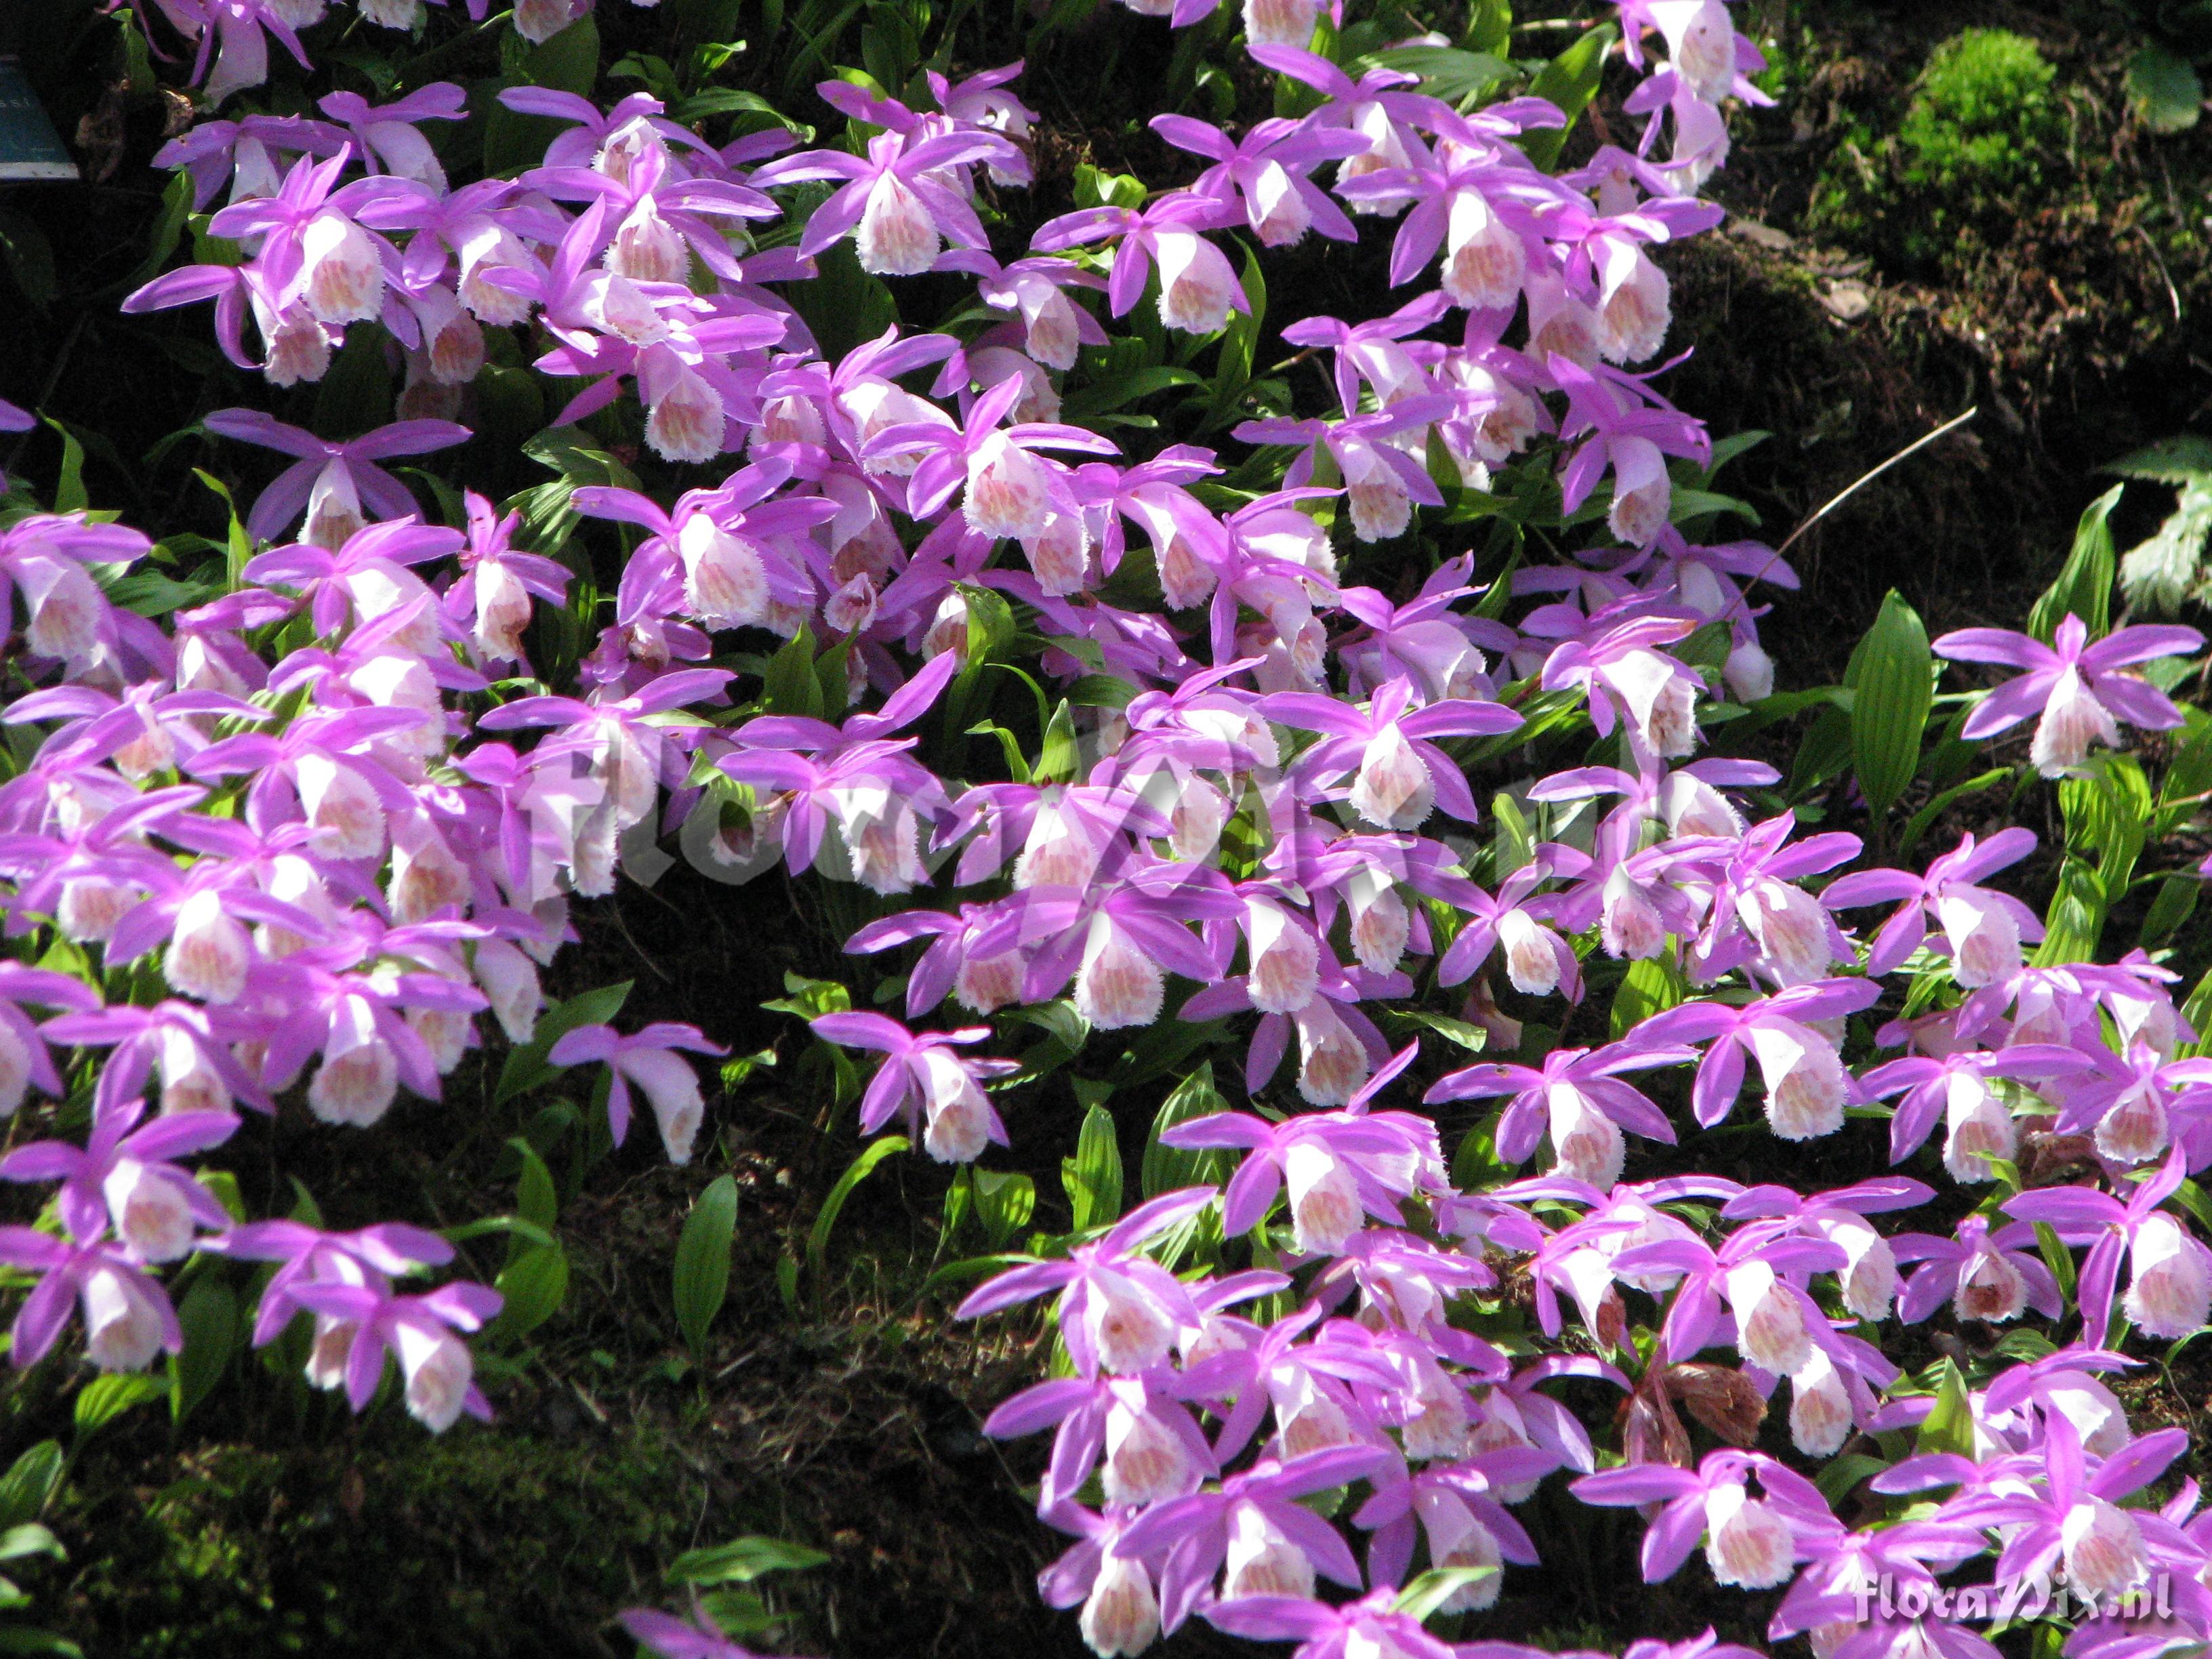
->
[971, 1170, 1036, 1250]
[72, 1375, 165, 1441]
[1521, 24, 1615, 169]
[1143, 1064, 1229, 1198]
[1393, 1564, 1499, 1622]
[2028, 485, 2121, 644]
[674, 1174, 740, 1359]
[491, 1246, 569, 1345]
[1849, 590, 1934, 815]
[495, 981, 634, 1104]
[0, 1446, 62, 1530]
[1065, 1103, 1125, 1233]
[167, 1279, 238, 1425]
[1610, 955, 1686, 1039]
[668, 1536, 830, 1585]
[807, 1138, 907, 1300]
[1915, 1359, 1973, 1457]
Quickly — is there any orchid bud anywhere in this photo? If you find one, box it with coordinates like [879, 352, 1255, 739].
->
[1348, 869, 1410, 973]
[1101, 1399, 1197, 1506]
[1702, 1482, 1795, 1590]
[1282, 1139, 1366, 1254]
[1748, 1022, 1847, 1141]
[81, 1264, 169, 1372]
[1074, 916, 1166, 1031]
[2123, 1213, 2211, 1339]
[1548, 1083, 1626, 1188]
[167, 888, 252, 1004]
[1221, 1505, 1317, 1602]
[1723, 636, 1775, 703]
[1942, 1070, 2018, 1183]
[102, 1160, 197, 1263]
[856, 171, 941, 276]
[1725, 1260, 1812, 1374]
[1244, 898, 1319, 1015]
[2061, 1498, 2151, 1602]
[298, 211, 385, 325]
[309, 997, 400, 1128]
[2095, 1082, 2169, 1166]
[394, 1319, 475, 1433]
[1293, 1000, 1370, 1107]
[965, 431, 1055, 541]
[1153, 230, 1240, 335]
[1787, 1347, 1853, 1457]
[1079, 1553, 1160, 1659]
[1349, 722, 1435, 830]
[1441, 190, 1525, 311]
[1418, 1491, 1503, 1609]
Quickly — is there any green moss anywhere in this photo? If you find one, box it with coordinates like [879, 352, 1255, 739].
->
[56, 1425, 714, 1658]
[1809, 28, 2066, 272]
[1896, 28, 2060, 199]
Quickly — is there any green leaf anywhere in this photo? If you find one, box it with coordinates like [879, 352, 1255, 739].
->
[1034, 700, 1080, 785]
[1143, 1064, 1231, 1198]
[806, 1138, 907, 1301]
[2142, 871, 2201, 949]
[674, 1174, 739, 1360]
[2127, 43, 2203, 134]
[495, 981, 634, 1104]
[1848, 590, 1933, 815]
[1521, 24, 1616, 169]
[0, 1446, 62, 1531]
[1900, 767, 2010, 858]
[510, 1136, 560, 1241]
[167, 1279, 238, 1425]
[2107, 435, 2212, 485]
[2027, 485, 2121, 644]
[491, 1246, 569, 1345]
[1814, 1452, 1891, 1504]
[1610, 955, 1686, 1040]
[2034, 1221, 2078, 1306]
[1915, 1359, 1974, 1457]
[1363, 45, 1512, 108]
[1064, 1103, 1125, 1233]
[1393, 1564, 1499, 1622]
[762, 627, 824, 718]
[484, 16, 601, 175]
[72, 1375, 165, 1441]
[1467, 0, 1511, 55]
[668, 1536, 830, 1585]
[970, 1170, 1036, 1250]
[2034, 859, 2107, 966]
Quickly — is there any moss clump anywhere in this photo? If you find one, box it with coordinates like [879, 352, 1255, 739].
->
[1896, 28, 2060, 200]
[1810, 28, 2066, 272]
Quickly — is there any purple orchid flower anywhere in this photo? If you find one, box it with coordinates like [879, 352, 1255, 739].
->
[203, 409, 469, 548]
[546, 1022, 726, 1165]
[1934, 615, 2203, 777]
[2007, 1150, 2211, 1341]
[806, 1012, 1015, 1164]
[1822, 827, 2046, 982]
[0, 1229, 181, 1372]
[1148, 114, 1366, 247]
[0, 1097, 236, 1261]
